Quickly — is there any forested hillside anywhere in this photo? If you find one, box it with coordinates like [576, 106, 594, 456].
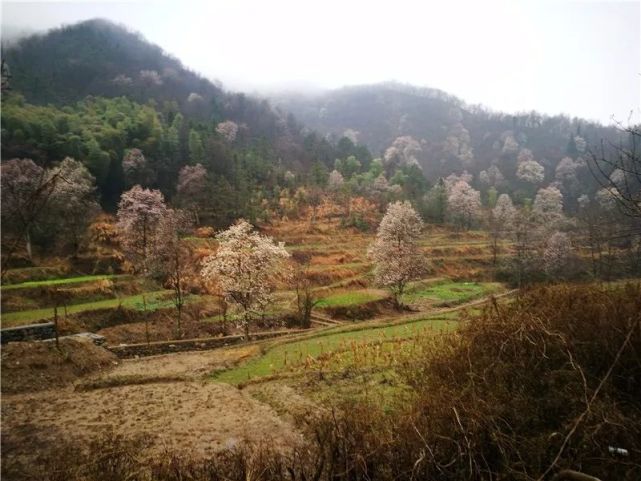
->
[274, 82, 625, 205]
[1, 19, 373, 214]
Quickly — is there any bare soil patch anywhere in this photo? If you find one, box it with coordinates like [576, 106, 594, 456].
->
[92, 344, 260, 384]
[1, 381, 300, 465]
[1, 338, 118, 394]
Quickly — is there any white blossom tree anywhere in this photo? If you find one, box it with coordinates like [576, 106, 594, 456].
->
[176, 163, 208, 224]
[139, 69, 163, 86]
[501, 134, 519, 155]
[383, 136, 422, 170]
[517, 157, 545, 185]
[447, 180, 482, 229]
[368, 201, 427, 309]
[328, 169, 345, 191]
[543, 231, 573, 277]
[200, 220, 290, 339]
[489, 193, 516, 264]
[443, 123, 474, 165]
[444, 171, 473, 190]
[479, 165, 504, 187]
[574, 135, 587, 153]
[533, 186, 564, 226]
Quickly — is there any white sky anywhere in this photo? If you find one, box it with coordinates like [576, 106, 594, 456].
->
[1, 0, 640, 125]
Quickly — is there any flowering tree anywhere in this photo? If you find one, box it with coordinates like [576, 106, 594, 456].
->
[384, 136, 422, 170]
[176, 163, 208, 224]
[200, 220, 290, 339]
[489, 193, 516, 264]
[447, 180, 482, 229]
[139, 69, 163, 86]
[543, 232, 573, 277]
[443, 123, 474, 165]
[216, 120, 239, 142]
[328, 169, 345, 191]
[50, 157, 100, 256]
[368, 201, 426, 309]
[517, 158, 545, 185]
[501, 134, 519, 154]
[479, 165, 504, 187]
[533, 186, 564, 226]
[1, 158, 63, 267]
[116, 185, 168, 274]
[122, 148, 155, 187]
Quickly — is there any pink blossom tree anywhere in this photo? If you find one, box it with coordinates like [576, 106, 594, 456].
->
[116, 185, 168, 274]
[200, 219, 290, 339]
[1, 158, 62, 266]
[122, 148, 155, 187]
[216, 120, 239, 143]
[176, 163, 208, 224]
[50, 157, 100, 256]
[368, 201, 427, 309]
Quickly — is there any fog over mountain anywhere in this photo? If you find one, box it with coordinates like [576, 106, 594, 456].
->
[2, 0, 639, 125]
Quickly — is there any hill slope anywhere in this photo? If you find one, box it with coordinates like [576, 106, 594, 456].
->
[3, 19, 294, 140]
[273, 82, 622, 182]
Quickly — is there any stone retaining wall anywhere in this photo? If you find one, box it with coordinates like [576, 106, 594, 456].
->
[0, 322, 56, 344]
[107, 329, 300, 358]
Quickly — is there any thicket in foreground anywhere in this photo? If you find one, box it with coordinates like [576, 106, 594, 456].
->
[11, 284, 640, 481]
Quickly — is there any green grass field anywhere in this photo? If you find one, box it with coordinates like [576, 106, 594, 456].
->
[404, 281, 503, 305]
[1, 274, 128, 291]
[316, 289, 387, 308]
[214, 315, 459, 384]
[1, 289, 174, 327]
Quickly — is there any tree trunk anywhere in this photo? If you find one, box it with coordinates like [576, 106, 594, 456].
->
[177, 303, 182, 339]
[143, 294, 150, 345]
[25, 230, 32, 261]
[53, 305, 59, 349]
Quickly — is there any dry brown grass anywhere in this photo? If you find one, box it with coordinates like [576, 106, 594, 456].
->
[1, 338, 118, 394]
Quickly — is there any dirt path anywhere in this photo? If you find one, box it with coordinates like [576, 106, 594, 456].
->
[99, 344, 260, 382]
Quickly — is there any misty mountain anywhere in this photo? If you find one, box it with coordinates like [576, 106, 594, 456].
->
[0, 18, 627, 216]
[0, 19, 377, 219]
[1, 18, 305, 144]
[273, 82, 622, 183]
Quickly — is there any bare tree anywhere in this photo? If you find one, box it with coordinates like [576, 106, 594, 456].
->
[588, 124, 641, 227]
[489, 193, 516, 264]
[150, 209, 193, 338]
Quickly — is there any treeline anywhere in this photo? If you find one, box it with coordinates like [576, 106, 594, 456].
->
[275, 82, 624, 198]
[0, 94, 374, 217]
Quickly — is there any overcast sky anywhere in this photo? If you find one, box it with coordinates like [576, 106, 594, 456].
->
[2, 0, 639, 124]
